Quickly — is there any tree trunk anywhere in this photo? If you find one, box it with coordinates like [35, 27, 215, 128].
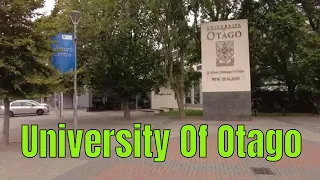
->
[175, 90, 185, 120]
[2, 97, 10, 146]
[122, 96, 131, 119]
[287, 83, 296, 102]
[178, 50, 186, 120]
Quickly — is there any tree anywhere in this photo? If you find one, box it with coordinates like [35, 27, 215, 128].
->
[299, 31, 320, 91]
[77, 0, 164, 118]
[148, 0, 202, 120]
[200, 0, 243, 21]
[296, 0, 320, 91]
[0, 0, 58, 146]
[241, 2, 316, 102]
[298, 0, 320, 32]
[38, 0, 88, 96]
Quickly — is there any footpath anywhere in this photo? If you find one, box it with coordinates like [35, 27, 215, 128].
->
[0, 112, 320, 180]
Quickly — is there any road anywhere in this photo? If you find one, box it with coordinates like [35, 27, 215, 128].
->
[0, 109, 155, 142]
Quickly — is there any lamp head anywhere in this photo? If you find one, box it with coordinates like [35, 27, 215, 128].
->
[69, 10, 81, 25]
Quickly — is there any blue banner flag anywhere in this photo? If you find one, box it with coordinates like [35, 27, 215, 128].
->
[51, 33, 75, 73]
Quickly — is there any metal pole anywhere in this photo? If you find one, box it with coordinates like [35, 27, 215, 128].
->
[73, 24, 78, 130]
[59, 91, 64, 117]
[59, 93, 62, 117]
[54, 93, 58, 113]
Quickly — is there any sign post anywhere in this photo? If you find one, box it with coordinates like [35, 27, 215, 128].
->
[69, 10, 81, 130]
[59, 92, 64, 117]
[51, 33, 75, 118]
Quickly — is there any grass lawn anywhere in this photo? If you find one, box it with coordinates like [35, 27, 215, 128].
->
[160, 109, 203, 116]
[159, 109, 311, 117]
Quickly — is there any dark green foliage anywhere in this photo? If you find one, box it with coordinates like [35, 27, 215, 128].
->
[0, 0, 59, 99]
[239, 1, 320, 100]
[0, 0, 61, 146]
[47, 0, 320, 115]
[82, 0, 163, 96]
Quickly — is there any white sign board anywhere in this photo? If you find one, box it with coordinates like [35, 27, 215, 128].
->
[201, 19, 251, 92]
[151, 87, 178, 109]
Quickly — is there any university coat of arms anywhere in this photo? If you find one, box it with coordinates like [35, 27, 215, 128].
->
[216, 41, 234, 66]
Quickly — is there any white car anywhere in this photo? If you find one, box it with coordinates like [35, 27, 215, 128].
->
[0, 101, 49, 117]
[13, 100, 49, 110]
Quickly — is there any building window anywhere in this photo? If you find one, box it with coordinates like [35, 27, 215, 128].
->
[194, 84, 200, 104]
[185, 90, 191, 104]
[196, 65, 202, 71]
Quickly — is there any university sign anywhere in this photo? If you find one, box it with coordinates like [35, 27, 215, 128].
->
[201, 19, 252, 121]
[201, 19, 251, 92]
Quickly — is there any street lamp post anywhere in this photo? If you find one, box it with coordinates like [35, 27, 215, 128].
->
[69, 10, 81, 130]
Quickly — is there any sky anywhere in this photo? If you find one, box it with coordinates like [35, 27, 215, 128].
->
[37, 0, 55, 15]
[37, 0, 195, 25]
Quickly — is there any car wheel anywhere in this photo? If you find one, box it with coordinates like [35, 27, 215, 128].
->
[36, 109, 44, 115]
[9, 111, 14, 117]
